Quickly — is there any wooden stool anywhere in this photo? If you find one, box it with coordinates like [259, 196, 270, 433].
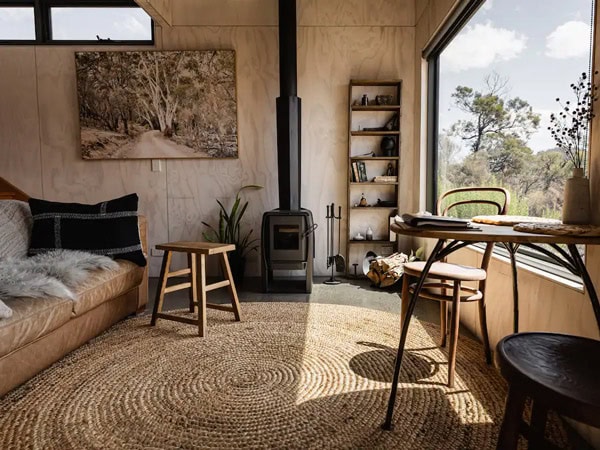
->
[150, 241, 242, 337]
[496, 332, 600, 450]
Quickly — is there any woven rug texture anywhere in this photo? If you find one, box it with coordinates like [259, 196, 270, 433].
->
[0, 302, 567, 449]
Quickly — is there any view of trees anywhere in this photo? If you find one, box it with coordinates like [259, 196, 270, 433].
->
[76, 50, 238, 159]
[440, 74, 572, 218]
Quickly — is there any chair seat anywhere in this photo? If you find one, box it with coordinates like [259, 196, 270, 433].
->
[410, 282, 483, 302]
[403, 261, 486, 281]
[497, 332, 600, 427]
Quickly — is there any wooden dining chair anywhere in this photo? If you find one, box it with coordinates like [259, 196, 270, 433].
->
[401, 186, 510, 387]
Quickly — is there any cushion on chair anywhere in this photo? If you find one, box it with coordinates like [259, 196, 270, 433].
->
[28, 194, 146, 266]
[403, 261, 486, 281]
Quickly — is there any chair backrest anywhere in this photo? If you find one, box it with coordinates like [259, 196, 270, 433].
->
[436, 187, 510, 218]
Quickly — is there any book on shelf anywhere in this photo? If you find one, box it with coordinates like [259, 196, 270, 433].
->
[400, 213, 480, 230]
[357, 161, 368, 182]
[351, 162, 360, 182]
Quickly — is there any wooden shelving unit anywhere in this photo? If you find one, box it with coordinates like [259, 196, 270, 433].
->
[346, 79, 401, 276]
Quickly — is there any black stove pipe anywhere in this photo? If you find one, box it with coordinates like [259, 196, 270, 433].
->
[276, 0, 301, 211]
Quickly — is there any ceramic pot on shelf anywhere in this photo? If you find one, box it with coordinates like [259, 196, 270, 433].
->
[562, 167, 591, 225]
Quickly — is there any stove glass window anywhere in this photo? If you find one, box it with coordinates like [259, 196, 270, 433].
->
[274, 225, 300, 250]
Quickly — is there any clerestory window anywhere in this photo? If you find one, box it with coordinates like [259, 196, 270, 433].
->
[0, 0, 153, 44]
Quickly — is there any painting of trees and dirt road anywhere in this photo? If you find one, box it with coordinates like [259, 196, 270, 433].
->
[75, 50, 238, 159]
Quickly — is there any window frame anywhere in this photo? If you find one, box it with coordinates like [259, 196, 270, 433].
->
[423, 0, 591, 285]
[0, 0, 154, 45]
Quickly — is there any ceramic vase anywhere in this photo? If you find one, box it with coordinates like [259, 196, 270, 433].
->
[562, 167, 591, 224]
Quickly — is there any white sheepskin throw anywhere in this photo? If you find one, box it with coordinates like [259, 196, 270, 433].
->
[0, 250, 118, 319]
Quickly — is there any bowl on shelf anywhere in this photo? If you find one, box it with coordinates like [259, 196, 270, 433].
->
[376, 95, 394, 105]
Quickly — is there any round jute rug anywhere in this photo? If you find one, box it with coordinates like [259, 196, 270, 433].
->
[0, 303, 567, 449]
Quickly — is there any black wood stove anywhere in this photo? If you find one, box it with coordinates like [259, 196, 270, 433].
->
[261, 0, 316, 293]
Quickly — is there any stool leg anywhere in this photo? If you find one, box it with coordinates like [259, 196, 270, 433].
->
[447, 280, 461, 388]
[151, 251, 172, 326]
[440, 302, 448, 348]
[198, 253, 207, 337]
[528, 401, 548, 450]
[496, 385, 527, 450]
[221, 252, 241, 321]
[188, 253, 198, 314]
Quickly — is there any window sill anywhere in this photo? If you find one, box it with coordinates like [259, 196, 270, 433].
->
[466, 244, 584, 293]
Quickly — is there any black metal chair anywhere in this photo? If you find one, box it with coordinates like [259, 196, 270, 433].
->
[401, 186, 510, 387]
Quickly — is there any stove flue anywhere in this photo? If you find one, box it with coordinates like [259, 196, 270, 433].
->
[261, 0, 315, 293]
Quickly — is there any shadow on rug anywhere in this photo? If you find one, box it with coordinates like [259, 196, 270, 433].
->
[0, 302, 568, 449]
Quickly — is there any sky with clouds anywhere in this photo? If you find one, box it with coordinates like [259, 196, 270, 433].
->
[0, 7, 151, 41]
[439, 0, 594, 154]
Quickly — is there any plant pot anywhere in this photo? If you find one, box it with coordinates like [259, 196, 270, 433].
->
[227, 253, 246, 287]
[562, 168, 591, 225]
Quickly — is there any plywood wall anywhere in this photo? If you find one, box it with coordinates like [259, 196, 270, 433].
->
[0, 0, 416, 277]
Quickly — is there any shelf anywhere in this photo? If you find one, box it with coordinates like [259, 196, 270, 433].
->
[350, 79, 402, 86]
[350, 182, 398, 186]
[351, 105, 401, 112]
[348, 240, 394, 245]
[351, 131, 400, 136]
[350, 156, 399, 161]
[347, 79, 402, 277]
[351, 206, 397, 210]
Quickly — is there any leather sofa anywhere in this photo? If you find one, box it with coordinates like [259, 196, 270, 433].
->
[0, 178, 148, 396]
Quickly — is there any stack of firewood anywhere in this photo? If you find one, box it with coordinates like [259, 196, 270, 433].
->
[366, 252, 412, 288]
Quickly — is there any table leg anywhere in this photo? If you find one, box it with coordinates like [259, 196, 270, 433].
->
[568, 244, 600, 329]
[383, 239, 445, 430]
[503, 243, 520, 333]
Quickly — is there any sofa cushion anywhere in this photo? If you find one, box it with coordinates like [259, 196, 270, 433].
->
[0, 296, 73, 358]
[0, 200, 32, 259]
[28, 194, 146, 266]
[72, 260, 144, 316]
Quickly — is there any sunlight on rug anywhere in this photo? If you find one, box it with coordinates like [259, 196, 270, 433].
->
[0, 302, 568, 449]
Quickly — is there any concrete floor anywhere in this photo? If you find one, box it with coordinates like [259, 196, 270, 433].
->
[147, 275, 473, 338]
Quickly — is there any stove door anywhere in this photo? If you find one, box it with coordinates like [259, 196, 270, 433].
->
[269, 216, 306, 261]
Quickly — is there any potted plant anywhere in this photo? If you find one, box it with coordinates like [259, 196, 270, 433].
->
[548, 71, 598, 224]
[202, 184, 263, 285]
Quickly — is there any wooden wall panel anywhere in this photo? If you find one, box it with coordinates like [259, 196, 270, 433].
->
[34, 47, 169, 276]
[298, 26, 415, 273]
[160, 27, 279, 276]
[0, 48, 43, 198]
[160, 25, 415, 276]
[1, 4, 416, 278]
[446, 249, 599, 346]
[299, 0, 415, 26]
[171, 0, 415, 27]
[172, 0, 277, 26]
[415, 0, 429, 24]
[135, 0, 173, 27]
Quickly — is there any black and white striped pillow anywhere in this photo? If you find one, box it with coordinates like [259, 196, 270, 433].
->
[28, 194, 146, 266]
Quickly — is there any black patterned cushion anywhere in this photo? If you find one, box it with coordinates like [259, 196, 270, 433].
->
[28, 194, 146, 266]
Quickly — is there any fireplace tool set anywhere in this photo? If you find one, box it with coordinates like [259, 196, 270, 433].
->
[325, 203, 345, 284]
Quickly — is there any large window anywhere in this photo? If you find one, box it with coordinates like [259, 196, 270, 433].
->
[0, 0, 153, 44]
[427, 0, 595, 278]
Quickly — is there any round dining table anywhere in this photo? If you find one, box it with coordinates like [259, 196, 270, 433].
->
[383, 219, 600, 430]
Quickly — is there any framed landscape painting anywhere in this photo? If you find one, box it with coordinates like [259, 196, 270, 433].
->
[75, 50, 238, 159]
